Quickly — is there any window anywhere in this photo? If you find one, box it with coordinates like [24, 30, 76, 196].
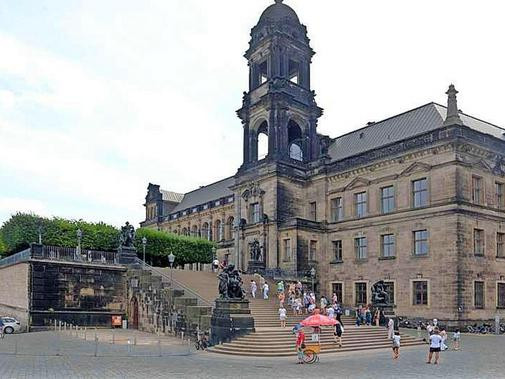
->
[330, 197, 344, 222]
[332, 283, 343, 303]
[413, 230, 429, 256]
[497, 233, 505, 258]
[498, 283, 505, 308]
[309, 240, 317, 261]
[355, 192, 367, 218]
[309, 202, 317, 221]
[413, 281, 428, 305]
[288, 59, 300, 84]
[355, 237, 367, 260]
[384, 282, 395, 304]
[283, 239, 292, 261]
[381, 234, 396, 258]
[496, 182, 504, 209]
[381, 186, 395, 214]
[216, 220, 223, 241]
[472, 176, 483, 204]
[474, 281, 484, 309]
[355, 283, 367, 305]
[250, 203, 260, 223]
[474, 229, 485, 256]
[412, 178, 428, 208]
[332, 240, 343, 262]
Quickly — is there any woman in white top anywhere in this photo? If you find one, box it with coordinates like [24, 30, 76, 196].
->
[387, 318, 394, 340]
[250, 280, 257, 298]
[263, 283, 269, 299]
[427, 329, 442, 364]
[278, 306, 287, 328]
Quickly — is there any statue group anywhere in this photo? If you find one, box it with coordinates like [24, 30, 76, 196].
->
[371, 280, 391, 306]
[218, 265, 245, 300]
[120, 222, 135, 248]
[249, 240, 263, 262]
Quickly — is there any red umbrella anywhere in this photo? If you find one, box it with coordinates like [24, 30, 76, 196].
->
[300, 310, 337, 327]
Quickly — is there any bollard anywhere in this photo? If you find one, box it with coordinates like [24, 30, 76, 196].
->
[158, 338, 162, 357]
[76, 326, 79, 338]
[94, 335, 98, 357]
[112, 329, 115, 344]
[84, 327, 87, 341]
[59, 321, 62, 332]
[134, 334, 137, 346]
[54, 319, 57, 331]
[127, 339, 131, 356]
[496, 315, 500, 335]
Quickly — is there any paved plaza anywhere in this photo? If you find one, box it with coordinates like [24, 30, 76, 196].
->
[0, 330, 502, 378]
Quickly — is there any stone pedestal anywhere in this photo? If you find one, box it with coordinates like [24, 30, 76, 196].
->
[118, 247, 138, 265]
[210, 299, 255, 345]
[247, 260, 265, 274]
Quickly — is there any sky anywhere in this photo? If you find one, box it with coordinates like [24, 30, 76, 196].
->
[1, 0, 504, 228]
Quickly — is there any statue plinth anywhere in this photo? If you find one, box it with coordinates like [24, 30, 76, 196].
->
[118, 246, 138, 265]
[247, 260, 265, 274]
[210, 298, 255, 345]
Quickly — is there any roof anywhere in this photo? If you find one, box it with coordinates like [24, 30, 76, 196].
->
[328, 102, 505, 162]
[171, 176, 235, 213]
[259, 1, 300, 24]
[160, 190, 184, 203]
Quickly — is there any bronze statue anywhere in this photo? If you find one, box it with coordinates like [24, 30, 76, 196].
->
[218, 264, 245, 300]
[249, 240, 262, 261]
[120, 222, 135, 248]
[371, 280, 390, 306]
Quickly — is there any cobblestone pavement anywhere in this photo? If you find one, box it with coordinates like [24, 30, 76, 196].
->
[0, 331, 503, 378]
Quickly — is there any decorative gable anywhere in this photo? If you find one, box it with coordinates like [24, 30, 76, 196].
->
[344, 177, 371, 191]
[399, 162, 431, 177]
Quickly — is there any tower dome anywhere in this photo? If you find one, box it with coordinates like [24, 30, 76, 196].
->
[259, 0, 300, 24]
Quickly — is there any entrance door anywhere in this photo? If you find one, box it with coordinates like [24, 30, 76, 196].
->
[130, 297, 139, 329]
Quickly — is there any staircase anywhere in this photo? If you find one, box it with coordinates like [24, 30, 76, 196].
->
[152, 268, 424, 356]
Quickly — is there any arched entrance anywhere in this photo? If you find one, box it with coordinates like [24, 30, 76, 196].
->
[130, 297, 139, 329]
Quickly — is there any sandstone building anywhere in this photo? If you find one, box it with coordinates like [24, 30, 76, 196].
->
[141, 0, 505, 325]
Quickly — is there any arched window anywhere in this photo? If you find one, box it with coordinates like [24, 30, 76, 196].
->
[182, 227, 188, 236]
[191, 225, 198, 237]
[201, 223, 209, 241]
[226, 216, 234, 240]
[215, 220, 223, 241]
[288, 120, 303, 161]
[256, 121, 268, 161]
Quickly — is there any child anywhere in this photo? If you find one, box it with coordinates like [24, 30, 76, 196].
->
[440, 329, 448, 351]
[392, 331, 401, 359]
[452, 329, 461, 351]
[296, 329, 306, 364]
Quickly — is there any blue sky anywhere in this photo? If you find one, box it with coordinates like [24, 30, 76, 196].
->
[1, 0, 504, 227]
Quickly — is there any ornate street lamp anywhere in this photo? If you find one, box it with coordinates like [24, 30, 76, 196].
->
[310, 267, 316, 294]
[142, 237, 147, 267]
[76, 229, 83, 261]
[168, 252, 176, 286]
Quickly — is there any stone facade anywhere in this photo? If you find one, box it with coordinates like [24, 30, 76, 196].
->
[0, 262, 30, 328]
[141, 0, 505, 325]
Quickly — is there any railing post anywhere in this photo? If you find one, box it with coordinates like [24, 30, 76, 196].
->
[158, 338, 162, 357]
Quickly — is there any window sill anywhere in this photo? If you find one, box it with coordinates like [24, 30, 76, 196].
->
[474, 254, 485, 257]
[496, 256, 505, 260]
[412, 253, 429, 258]
[330, 260, 343, 265]
[354, 258, 368, 264]
[379, 256, 396, 261]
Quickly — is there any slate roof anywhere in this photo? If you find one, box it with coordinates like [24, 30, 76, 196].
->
[160, 190, 184, 203]
[170, 177, 235, 213]
[327, 102, 505, 162]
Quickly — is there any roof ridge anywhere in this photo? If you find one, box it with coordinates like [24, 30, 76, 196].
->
[179, 175, 235, 197]
[433, 102, 505, 132]
[332, 102, 437, 141]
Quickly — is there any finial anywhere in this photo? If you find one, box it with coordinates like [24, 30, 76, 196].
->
[443, 84, 463, 126]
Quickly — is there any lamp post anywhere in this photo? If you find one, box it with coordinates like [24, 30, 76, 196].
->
[212, 247, 217, 273]
[310, 267, 316, 294]
[76, 229, 83, 261]
[168, 252, 175, 286]
[141, 237, 147, 267]
[38, 224, 43, 245]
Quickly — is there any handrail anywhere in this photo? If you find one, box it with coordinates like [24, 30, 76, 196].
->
[133, 258, 212, 307]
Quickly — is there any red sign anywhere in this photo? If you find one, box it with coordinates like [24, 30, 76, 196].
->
[111, 315, 122, 327]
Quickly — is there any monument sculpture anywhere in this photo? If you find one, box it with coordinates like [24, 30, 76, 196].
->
[117, 221, 138, 264]
[211, 264, 254, 345]
[371, 280, 395, 327]
[247, 239, 266, 274]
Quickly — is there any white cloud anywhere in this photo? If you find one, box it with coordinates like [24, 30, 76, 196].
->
[0, 0, 504, 227]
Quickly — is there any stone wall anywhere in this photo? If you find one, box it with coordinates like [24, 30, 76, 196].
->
[0, 262, 30, 329]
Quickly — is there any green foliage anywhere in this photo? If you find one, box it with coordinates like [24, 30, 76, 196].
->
[0, 213, 215, 265]
[0, 212, 119, 255]
[134, 228, 215, 266]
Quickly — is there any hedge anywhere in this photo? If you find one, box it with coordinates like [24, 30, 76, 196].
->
[0, 213, 215, 265]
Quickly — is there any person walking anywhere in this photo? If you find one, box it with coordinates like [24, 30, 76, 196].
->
[427, 328, 442, 364]
[392, 331, 401, 360]
[278, 291, 285, 307]
[365, 306, 372, 326]
[277, 280, 285, 294]
[452, 329, 461, 351]
[335, 304, 343, 326]
[250, 280, 257, 299]
[387, 317, 394, 339]
[374, 309, 380, 326]
[327, 305, 335, 319]
[334, 320, 344, 347]
[279, 305, 287, 328]
[263, 282, 269, 300]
